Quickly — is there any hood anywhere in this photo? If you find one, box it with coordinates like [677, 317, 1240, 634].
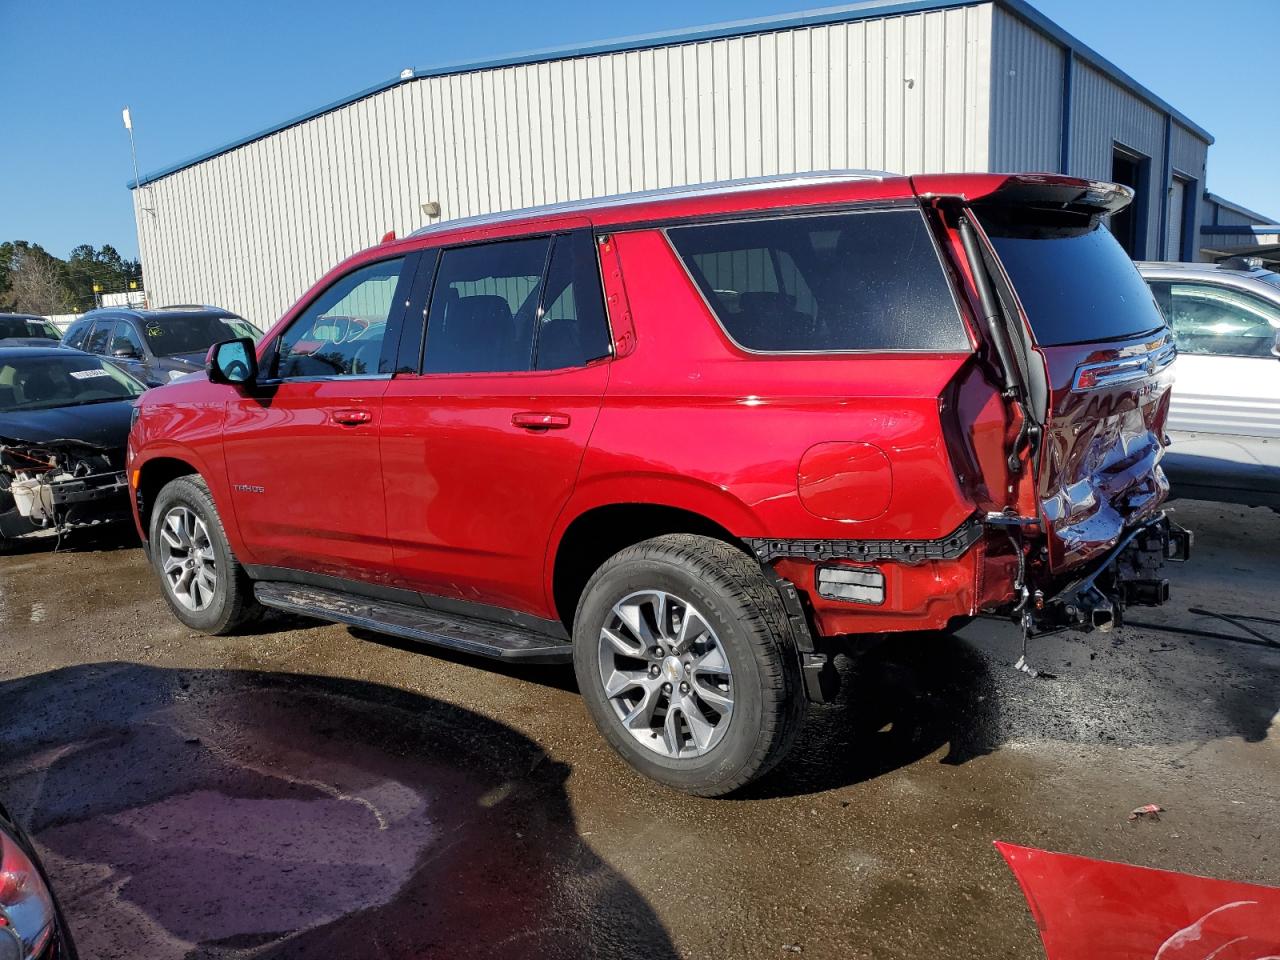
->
[0, 337, 64, 348]
[0, 399, 135, 450]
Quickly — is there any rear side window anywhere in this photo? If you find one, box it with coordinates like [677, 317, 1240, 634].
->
[423, 238, 550, 374]
[64, 321, 91, 349]
[535, 233, 612, 370]
[976, 208, 1166, 346]
[85, 320, 113, 354]
[667, 208, 968, 352]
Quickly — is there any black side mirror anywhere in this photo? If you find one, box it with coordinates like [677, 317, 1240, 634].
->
[1273, 329, 1280, 360]
[206, 337, 259, 385]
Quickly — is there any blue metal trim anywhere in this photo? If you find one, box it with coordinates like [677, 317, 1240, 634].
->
[128, 0, 1214, 189]
[1199, 224, 1280, 236]
[1178, 176, 1198, 261]
[1158, 114, 1173, 258]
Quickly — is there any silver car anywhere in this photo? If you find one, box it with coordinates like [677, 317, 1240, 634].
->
[1137, 258, 1280, 508]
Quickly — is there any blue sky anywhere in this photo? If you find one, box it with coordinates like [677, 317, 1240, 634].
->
[2, 0, 1275, 261]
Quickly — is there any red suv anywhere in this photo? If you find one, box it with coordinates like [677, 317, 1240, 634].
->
[128, 172, 1189, 795]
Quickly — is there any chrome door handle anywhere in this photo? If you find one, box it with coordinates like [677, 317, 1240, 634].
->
[512, 411, 571, 430]
[331, 409, 374, 426]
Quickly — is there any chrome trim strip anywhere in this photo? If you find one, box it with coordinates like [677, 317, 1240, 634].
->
[1071, 339, 1176, 393]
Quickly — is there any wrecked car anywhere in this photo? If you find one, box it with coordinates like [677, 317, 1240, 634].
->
[131, 171, 1190, 796]
[0, 345, 145, 547]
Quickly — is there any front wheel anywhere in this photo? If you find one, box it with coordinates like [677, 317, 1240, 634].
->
[149, 475, 260, 634]
[573, 534, 806, 796]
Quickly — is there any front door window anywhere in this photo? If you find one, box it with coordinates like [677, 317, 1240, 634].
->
[1150, 281, 1280, 358]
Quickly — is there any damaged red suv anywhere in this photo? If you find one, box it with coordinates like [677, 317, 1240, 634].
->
[128, 172, 1189, 795]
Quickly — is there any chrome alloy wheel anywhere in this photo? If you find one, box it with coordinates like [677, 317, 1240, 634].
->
[597, 590, 734, 758]
[157, 505, 218, 612]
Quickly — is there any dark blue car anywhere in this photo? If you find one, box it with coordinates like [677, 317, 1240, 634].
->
[63, 306, 260, 387]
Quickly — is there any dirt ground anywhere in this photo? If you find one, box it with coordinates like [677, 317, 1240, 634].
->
[1, 498, 1277, 959]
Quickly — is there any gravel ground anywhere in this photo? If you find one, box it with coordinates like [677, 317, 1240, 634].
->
[0, 498, 1276, 959]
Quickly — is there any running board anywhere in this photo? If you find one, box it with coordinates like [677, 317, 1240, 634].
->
[253, 582, 573, 664]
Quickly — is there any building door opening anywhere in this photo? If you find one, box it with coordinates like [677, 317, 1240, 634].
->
[1110, 146, 1150, 259]
[1166, 175, 1194, 261]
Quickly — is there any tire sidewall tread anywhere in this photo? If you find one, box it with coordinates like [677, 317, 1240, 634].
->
[573, 533, 805, 797]
[149, 475, 258, 635]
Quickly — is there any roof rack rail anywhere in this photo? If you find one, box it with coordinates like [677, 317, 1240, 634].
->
[407, 170, 893, 238]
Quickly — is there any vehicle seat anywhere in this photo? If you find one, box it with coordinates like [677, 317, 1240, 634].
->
[535, 318, 582, 369]
[733, 291, 815, 350]
[0, 384, 15, 408]
[426, 294, 519, 372]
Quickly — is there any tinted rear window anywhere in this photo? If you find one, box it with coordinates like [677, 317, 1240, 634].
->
[667, 208, 968, 352]
[977, 209, 1166, 346]
[0, 317, 59, 340]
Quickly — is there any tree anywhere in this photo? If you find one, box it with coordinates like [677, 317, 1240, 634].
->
[63, 243, 142, 311]
[7, 244, 74, 315]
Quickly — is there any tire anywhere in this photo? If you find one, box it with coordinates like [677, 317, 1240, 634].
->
[149, 475, 260, 634]
[572, 534, 806, 796]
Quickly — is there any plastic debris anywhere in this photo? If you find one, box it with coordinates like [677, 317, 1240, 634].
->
[1128, 803, 1163, 822]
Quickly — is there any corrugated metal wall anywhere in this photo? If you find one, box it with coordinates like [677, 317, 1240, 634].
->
[987, 7, 1063, 173]
[986, 6, 1209, 262]
[132, 4, 994, 327]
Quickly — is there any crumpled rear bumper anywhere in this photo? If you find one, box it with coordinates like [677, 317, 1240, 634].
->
[1028, 512, 1191, 634]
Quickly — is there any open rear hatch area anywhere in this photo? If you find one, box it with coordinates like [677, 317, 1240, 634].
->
[943, 175, 1192, 630]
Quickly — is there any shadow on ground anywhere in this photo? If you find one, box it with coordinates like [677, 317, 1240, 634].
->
[0, 663, 677, 960]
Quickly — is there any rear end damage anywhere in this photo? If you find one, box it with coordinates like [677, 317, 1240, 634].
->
[937, 176, 1193, 644]
[0, 438, 130, 541]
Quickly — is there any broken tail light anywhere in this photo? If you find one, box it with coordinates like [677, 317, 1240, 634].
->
[0, 825, 55, 960]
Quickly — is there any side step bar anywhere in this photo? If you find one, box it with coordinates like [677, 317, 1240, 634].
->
[253, 582, 573, 665]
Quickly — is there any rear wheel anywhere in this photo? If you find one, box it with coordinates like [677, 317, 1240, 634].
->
[573, 534, 806, 796]
[149, 475, 260, 634]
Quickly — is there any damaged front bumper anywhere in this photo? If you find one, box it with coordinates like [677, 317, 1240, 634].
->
[1025, 512, 1191, 634]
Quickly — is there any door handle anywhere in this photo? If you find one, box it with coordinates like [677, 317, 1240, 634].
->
[331, 409, 374, 426]
[512, 411, 571, 430]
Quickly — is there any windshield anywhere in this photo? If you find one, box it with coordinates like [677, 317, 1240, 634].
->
[0, 317, 60, 340]
[0, 354, 147, 411]
[977, 208, 1167, 346]
[142, 313, 260, 357]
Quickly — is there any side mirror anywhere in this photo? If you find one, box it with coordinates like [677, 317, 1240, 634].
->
[206, 338, 259, 385]
[1273, 329, 1280, 360]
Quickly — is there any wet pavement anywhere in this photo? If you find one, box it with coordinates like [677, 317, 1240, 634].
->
[0, 498, 1277, 959]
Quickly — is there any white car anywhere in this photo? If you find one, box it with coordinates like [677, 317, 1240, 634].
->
[1137, 258, 1280, 508]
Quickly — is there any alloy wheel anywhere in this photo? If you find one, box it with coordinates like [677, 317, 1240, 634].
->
[597, 589, 734, 758]
[157, 505, 218, 612]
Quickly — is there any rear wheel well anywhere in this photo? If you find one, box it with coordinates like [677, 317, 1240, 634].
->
[551, 503, 747, 631]
[138, 457, 199, 536]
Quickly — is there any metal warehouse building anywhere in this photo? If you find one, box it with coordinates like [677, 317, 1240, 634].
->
[129, 0, 1218, 327]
